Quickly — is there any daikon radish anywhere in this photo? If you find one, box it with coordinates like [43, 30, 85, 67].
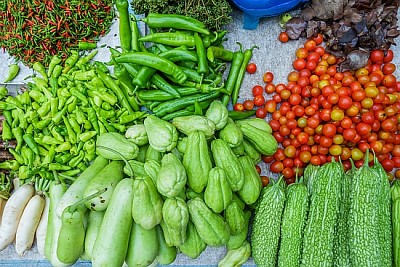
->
[36, 195, 50, 255]
[15, 194, 45, 255]
[0, 183, 35, 251]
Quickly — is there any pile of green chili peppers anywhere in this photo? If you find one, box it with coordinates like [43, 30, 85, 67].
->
[0, 50, 147, 182]
[111, 1, 257, 121]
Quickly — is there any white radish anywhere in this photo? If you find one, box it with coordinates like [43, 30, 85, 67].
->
[36, 195, 50, 256]
[13, 178, 20, 192]
[15, 194, 45, 256]
[0, 198, 6, 226]
[0, 183, 35, 251]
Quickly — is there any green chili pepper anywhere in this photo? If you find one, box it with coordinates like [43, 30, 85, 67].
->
[78, 131, 97, 143]
[118, 111, 147, 124]
[11, 127, 23, 151]
[42, 145, 56, 165]
[194, 32, 208, 77]
[69, 88, 88, 105]
[3, 64, 20, 83]
[130, 16, 142, 52]
[61, 169, 81, 177]
[50, 126, 64, 143]
[8, 148, 24, 165]
[21, 146, 33, 166]
[115, 52, 187, 85]
[50, 97, 59, 117]
[76, 50, 98, 69]
[83, 120, 92, 130]
[150, 74, 181, 98]
[49, 76, 59, 95]
[19, 91, 31, 106]
[110, 123, 126, 133]
[83, 139, 96, 162]
[2, 110, 12, 125]
[98, 117, 116, 133]
[52, 65, 63, 78]
[93, 61, 109, 73]
[47, 55, 62, 77]
[74, 107, 86, 124]
[206, 46, 234, 62]
[96, 70, 134, 115]
[22, 133, 39, 155]
[49, 163, 72, 171]
[18, 166, 30, 180]
[0, 86, 8, 99]
[37, 101, 51, 118]
[55, 142, 72, 153]
[28, 90, 46, 103]
[0, 101, 15, 110]
[31, 102, 40, 110]
[63, 116, 77, 144]
[232, 45, 258, 105]
[68, 117, 81, 135]
[0, 160, 20, 171]
[63, 51, 80, 74]
[78, 41, 97, 50]
[35, 118, 52, 130]
[38, 146, 49, 157]
[67, 97, 78, 113]
[221, 44, 245, 106]
[25, 124, 34, 135]
[42, 135, 63, 145]
[153, 91, 220, 117]
[142, 13, 210, 35]
[73, 69, 97, 81]
[69, 150, 85, 168]
[228, 110, 257, 120]
[91, 90, 117, 106]
[139, 32, 196, 47]
[116, 0, 132, 52]
[55, 153, 73, 164]
[101, 102, 112, 111]
[52, 105, 68, 125]
[33, 61, 48, 83]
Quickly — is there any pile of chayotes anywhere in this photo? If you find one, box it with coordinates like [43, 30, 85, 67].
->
[0, 0, 400, 266]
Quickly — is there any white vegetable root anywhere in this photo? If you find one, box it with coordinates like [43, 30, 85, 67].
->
[0, 183, 35, 251]
[0, 198, 6, 226]
[15, 194, 45, 256]
[36, 195, 50, 256]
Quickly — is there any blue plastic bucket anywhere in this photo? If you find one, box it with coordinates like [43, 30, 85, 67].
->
[231, 0, 309, 30]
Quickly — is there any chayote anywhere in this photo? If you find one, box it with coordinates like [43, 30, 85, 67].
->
[236, 119, 278, 156]
[187, 198, 230, 247]
[145, 145, 164, 162]
[237, 155, 262, 205]
[176, 137, 188, 155]
[125, 124, 148, 146]
[231, 142, 245, 156]
[172, 115, 215, 139]
[162, 197, 189, 247]
[144, 160, 161, 185]
[123, 159, 146, 177]
[211, 139, 244, 192]
[227, 210, 251, 250]
[225, 201, 246, 235]
[204, 167, 232, 214]
[242, 139, 261, 164]
[219, 118, 243, 148]
[136, 144, 148, 163]
[205, 100, 229, 130]
[218, 241, 251, 267]
[144, 115, 178, 152]
[236, 118, 272, 133]
[132, 176, 163, 230]
[157, 153, 187, 198]
[183, 131, 212, 193]
[179, 221, 207, 259]
[96, 132, 139, 160]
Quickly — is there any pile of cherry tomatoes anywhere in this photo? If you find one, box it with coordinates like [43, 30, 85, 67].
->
[235, 34, 400, 184]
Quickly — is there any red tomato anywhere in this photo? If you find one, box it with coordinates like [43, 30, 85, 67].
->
[246, 63, 257, 74]
[279, 32, 289, 43]
[370, 50, 384, 63]
[252, 85, 264, 96]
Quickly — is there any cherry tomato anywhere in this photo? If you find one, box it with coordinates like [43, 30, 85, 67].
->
[270, 161, 284, 173]
[243, 100, 254, 111]
[253, 95, 265, 106]
[252, 85, 264, 96]
[256, 107, 267, 118]
[246, 63, 257, 74]
[233, 103, 244, 111]
[263, 71, 274, 83]
[370, 50, 384, 63]
[260, 176, 270, 187]
[279, 32, 289, 43]
[313, 34, 323, 45]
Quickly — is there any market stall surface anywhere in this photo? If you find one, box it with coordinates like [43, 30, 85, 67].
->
[0, 8, 400, 266]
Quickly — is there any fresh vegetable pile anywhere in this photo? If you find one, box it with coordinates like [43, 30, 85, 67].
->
[236, 35, 400, 184]
[252, 152, 394, 266]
